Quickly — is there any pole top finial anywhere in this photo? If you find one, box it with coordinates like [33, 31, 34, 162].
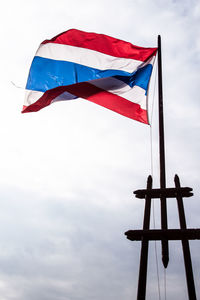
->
[158, 35, 161, 45]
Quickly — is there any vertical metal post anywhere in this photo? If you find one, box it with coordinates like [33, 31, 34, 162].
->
[137, 175, 152, 300]
[174, 175, 197, 300]
[157, 35, 169, 268]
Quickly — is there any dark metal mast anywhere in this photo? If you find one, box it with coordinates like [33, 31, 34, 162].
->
[157, 35, 169, 268]
[124, 35, 199, 300]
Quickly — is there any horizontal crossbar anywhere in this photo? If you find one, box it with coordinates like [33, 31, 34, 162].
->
[134, 187, 193, 199]
[125, 229, 200, 241]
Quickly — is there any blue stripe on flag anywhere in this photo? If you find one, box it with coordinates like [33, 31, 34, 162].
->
[26, 56, 152, 93]
[114, 64, 153, 95]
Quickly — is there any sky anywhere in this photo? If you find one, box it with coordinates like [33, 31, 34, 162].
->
[0, 0, 200, 299]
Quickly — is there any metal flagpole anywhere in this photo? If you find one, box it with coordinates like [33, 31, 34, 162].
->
[157, 35, 169, 268]
[125, 35, 200, 300]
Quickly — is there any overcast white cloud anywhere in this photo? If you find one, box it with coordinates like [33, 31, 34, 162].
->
[0, 0, 199, 299]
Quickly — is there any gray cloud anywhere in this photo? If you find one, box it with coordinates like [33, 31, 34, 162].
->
[0, 0, 199, 299]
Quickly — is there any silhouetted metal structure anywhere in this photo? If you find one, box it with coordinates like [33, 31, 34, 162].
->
[124, 36, 200, 300]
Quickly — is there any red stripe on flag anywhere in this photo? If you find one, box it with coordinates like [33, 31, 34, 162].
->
[66, 82, 148, 124]
[22, 86, 67, 113]
[22, 83, 148, 124]
[42, 29, 157, 62]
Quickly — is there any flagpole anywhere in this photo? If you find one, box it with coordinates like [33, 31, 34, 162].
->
[157, 35, 169, 268]
[125, 35, 199, 299]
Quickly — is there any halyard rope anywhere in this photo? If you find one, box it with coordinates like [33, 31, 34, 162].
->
[149, 57, 162, 300]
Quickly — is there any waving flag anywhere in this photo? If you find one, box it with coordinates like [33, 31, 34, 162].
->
[23, 29, 157, 124]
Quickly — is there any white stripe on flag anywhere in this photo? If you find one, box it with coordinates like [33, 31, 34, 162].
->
[36, 43, 145, 73]
[24, 90, 44, 106]
[89, 77, 147, 109]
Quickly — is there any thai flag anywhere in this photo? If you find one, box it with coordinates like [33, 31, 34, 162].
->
[23, 29, 157, 124]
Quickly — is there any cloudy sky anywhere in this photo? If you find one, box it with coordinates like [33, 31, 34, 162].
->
[0, 0, 200, 299]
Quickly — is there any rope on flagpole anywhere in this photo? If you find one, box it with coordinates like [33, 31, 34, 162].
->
[149, 57, 161, 300]
[149, 54, 158, 175]
[11, 81, 24, 89]
[164, 267, 167, 300]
